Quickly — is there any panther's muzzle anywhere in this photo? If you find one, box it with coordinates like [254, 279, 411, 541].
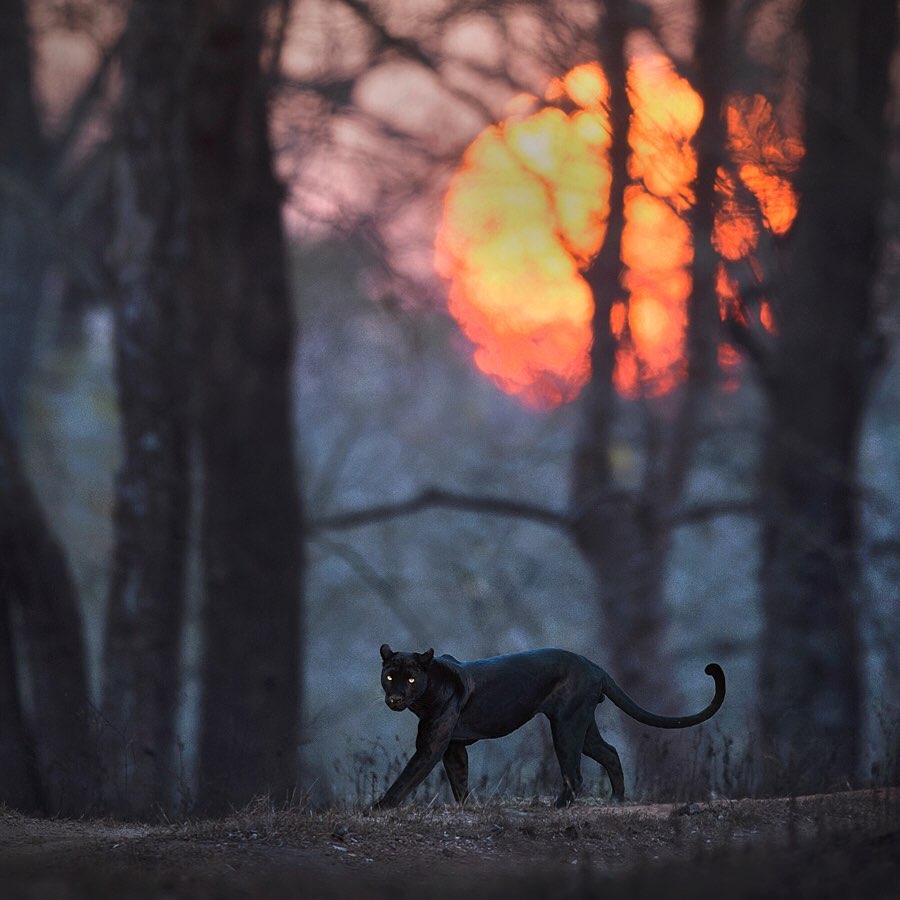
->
[386, 695, 407, 711]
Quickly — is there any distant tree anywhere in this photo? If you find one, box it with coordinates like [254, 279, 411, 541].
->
[570, 0, 674, 707]
[570, 0, 727, 732]
[0, 0, 47, 429]
[0, 412, 44, 814]
[100, 0, 192, 817]
[189, 0, 305, 813]
[0, 404, 95, 815]
[755, 0, 898, 790]
[0, 588, 41, 813]
[0, 0, 96, 819]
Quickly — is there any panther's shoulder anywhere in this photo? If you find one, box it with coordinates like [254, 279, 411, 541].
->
[431, 654, 474, 704]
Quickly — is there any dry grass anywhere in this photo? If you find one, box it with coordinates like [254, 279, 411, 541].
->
[1, 789, 897, 899]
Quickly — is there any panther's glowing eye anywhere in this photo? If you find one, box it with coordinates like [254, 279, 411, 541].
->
[386, 675, 393, 681]
[408, 677, 415, 683]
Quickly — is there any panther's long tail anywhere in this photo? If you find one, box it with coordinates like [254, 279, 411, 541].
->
[602, 664, 725, 728]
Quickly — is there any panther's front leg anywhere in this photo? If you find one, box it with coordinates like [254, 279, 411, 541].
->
[373, 747, 444, 808]
[373, 713, 457, 809]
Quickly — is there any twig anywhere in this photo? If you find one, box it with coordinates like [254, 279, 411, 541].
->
[338, 0, 496, 123]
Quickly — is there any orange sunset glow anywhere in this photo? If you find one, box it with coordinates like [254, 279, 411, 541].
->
[435, 54, 803, 408]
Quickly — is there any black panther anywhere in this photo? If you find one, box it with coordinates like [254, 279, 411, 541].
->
[374, 645, 725, 808]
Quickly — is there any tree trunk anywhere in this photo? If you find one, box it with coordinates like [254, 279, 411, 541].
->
[758, 0, 897, 791]
[664, 0, 727, 494]
[570, 0, 679, 714]
[0, 0, 46, 430]
[686, 0, 726, 390]
[0, 0, 45, 813]
[101, 0, 192, 818]
[0, 566, 42, 813]
[570, 3, 733, 798]
[0, 405, 95, 814]
[190, 1, 305, 813]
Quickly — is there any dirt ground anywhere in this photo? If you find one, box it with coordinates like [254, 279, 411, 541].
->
[1, 789, 897, 899]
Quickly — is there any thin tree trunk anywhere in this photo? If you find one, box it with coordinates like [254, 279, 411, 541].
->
[0, 0, 46, 430]
[0, 555, 42, 814]
[663, 0, 727, 501]
[190, 1, 305, 813]
[0, 0, 45, 813]
[758, 0, 896, 791]
[686, 0, 726, 391]
[101, 0, 192, 818]
[570, 0, 679, 713]
[570, 3, 733, 798]
[0, 405, 94, 814]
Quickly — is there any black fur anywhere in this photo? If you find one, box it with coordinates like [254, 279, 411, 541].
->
[374, 645, 725, 808]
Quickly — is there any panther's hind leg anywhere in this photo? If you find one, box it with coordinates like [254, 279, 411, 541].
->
[549, 707, 592, 807]
[583, 719, 624, 802]
[442, 741, 469, 804]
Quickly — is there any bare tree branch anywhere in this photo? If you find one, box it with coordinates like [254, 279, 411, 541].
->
[264, 0, 292, 86]
[724, 313, 770, 374]
[311, 534, 429, 639]
[0, 167, 112, 295]
[668, 498, 758, 527]
[310, 485, 758, 534]
[49, 32, 123, 172]
[340, 0, 437, 70]
[309, 486, 570, 532]
[337, 0, 497, 123]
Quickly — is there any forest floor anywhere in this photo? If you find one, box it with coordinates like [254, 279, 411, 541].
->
[0, 789, 897, 899]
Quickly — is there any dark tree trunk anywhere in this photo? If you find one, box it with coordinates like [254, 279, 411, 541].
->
[570, 4, 732, 797]
[758, 0, 897, 791]
[687, 0, 726, 388]
[101, 0, 192, 818]
[665, 0, 728, 493]
[0, 0, 46, 430]
[0, 556, 42, 814]
[570, 0, 679, 714]
[190, 1, 305, 813]
[0, 406, 95, 814]
[0, 0, 44, 812]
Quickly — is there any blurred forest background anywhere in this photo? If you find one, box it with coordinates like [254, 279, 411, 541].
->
[0, 0, 897, 821]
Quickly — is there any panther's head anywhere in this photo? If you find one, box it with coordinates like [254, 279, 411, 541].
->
[379, 644, 434, 711]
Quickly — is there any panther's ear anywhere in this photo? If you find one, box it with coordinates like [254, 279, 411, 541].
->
[380, 643, 394, 662]
[417, 648, 434, 667]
